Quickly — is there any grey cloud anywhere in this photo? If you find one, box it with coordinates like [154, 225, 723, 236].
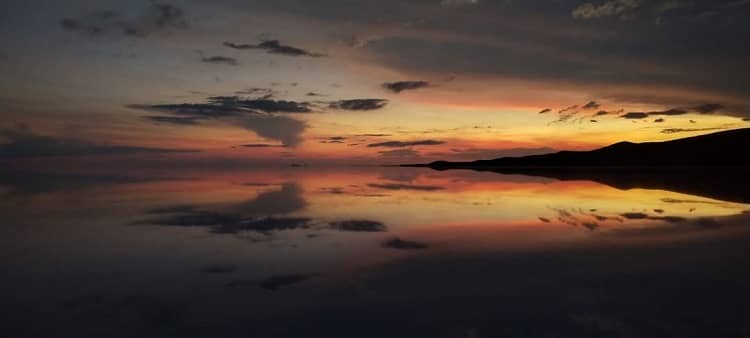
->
[201, 56, 238, 65]
[223, 40, 325, 57]
[441, 0, 480, 6]
[207, 96, 312, 113]
[692, 103, 723, 114]
[231, 114, 307, 147]
[382, 237, 429, 250]
[367, 183, 444, 191]
[0, 125, 196, 158]
[368, 140, 444, 147]
[329, 220, 387, 232]
[329, 99, 388, 111]
[660, 127, 728, 134]
[129, 96, 310, 147]
[382, 81, 430, 93]
[60, 3, 186, 38]
[378, 148, 419, 157]
[582, 101, 601, 109]
[572, 0, 641, 20]
[236, 144, 283, 148]
[621, 112, 650, 119]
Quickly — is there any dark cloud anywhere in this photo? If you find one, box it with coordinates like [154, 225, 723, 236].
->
[329, 99, 388, 111]
[367, 140, 444, 148]
[144, 116, 202, 125]
[0, 125, 196, 158]
[200, 265, 237, 274]
[378, 148, 419, 157]
[367, 183, 444, 191]
[382, 81, 430, 93]
[660, 127, 728, 134]
[356, 133, 392, 137]
[572, 0, 641, 20]
[130, 95, 311, 147]
[201, 56, 238, 66]
[207, 96, 312, 113]
[538, 108, 552, 114]
[654, 118, 665, 123]
[441, 0, 480, 6]
[236, 143, 283, 148]
[329, 220, 387, 232]
[223, 40, 325, 57]
[382, 237, 429, 250]
[692, 103, 724, 114]
[621, 112, 650, 119]
[226, 274, 314, 291]
[60, 3, 186, 38]
[582, 101, 601, 109]
[595, 110, 610, 116]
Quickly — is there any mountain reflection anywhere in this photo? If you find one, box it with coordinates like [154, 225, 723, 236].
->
[1, 167, 749, 338]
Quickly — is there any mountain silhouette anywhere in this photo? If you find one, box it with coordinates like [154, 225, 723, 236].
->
[406, 128, 750, 203]
[421, 128, 750, 168]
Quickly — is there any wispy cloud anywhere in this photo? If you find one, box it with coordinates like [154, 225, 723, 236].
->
[329, 99, 388, 111]
[60, 3, 187, 38]
[0, 125, 196, 158]
[572, 0, 641, 20]
[223, 40, 326, 57]
[382, 81, 430, 93]
[367, 140, 444, 148]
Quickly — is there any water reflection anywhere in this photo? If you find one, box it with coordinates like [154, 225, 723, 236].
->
[1, 167, 749, 337]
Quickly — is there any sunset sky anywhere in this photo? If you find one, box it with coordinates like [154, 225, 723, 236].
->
[1, 0, 749, 164]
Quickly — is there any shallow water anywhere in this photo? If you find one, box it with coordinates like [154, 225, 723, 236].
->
[2, 167, 749, 338]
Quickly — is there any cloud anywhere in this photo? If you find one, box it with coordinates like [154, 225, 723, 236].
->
[654, 118, 665, 123]
[620, 104, 723, 120]
[200, 265, 237, 274]
[367, 183, 444, 191]
[130, 96, 311, 147]
[0, 125, 195, 158]
[60, 3, 187, 38]
[223, 40, 325, 57]
[441, 0, 480, 6]
[236, 143, 283, 148]
[201, 56, 238, 65]
[382, 237, 429, 250]
[378, 148, 420, 157]
[660, 127, 728, 134]
[226, 274, 314, 291]
[572, 0, 641, 20]
[538, 108, 552, 114]
[207, 96, 312, 113]
[382, 81, 431, 93]
[368, 140, 444, 148]
[231, 115, 307, 147]
[329, 220, 388, 232]
[329, 99, 388, 111]
[621, 112, 649, 119]
[582, 101, 601, 109]
[692, 103, 723, 114]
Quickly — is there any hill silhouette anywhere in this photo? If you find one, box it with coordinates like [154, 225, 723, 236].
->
[421, 128, 750, 168]
[406, 129, 750, 203]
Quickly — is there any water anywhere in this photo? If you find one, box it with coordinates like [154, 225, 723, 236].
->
[2, 167, 749, 338]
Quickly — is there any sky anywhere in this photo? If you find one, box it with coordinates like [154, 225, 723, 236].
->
[1, 0, 749, 165]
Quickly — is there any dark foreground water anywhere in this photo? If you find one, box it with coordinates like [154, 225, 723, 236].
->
[1, 167, 749, 338]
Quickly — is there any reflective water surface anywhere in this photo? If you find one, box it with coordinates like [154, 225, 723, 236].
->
[2, 167, 749, 338]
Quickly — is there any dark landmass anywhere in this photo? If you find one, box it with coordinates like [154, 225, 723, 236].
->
[406, 129, 750, 203]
